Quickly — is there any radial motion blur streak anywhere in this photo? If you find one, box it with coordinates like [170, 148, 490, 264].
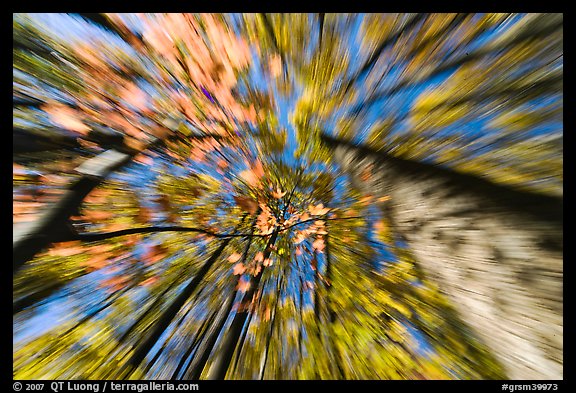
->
[13, 13, 562, 380]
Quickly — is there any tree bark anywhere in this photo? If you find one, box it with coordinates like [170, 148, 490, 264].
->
[13, 136, 161, 272]
[322, 133, 563, 380]
[181, 213, 259, 380]
[206, 231, 279, 380]
[119, 214, 248, 378]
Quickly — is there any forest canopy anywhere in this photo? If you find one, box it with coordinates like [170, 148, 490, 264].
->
[13, 13, 562, 380]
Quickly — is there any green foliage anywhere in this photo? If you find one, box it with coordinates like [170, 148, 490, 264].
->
[13, 13, 560, 380]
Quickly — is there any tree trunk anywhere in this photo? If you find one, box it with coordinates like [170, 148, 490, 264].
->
[13, 136, 160, 272]
[206, 231, 279, 380]
[323, 227, 345, 379]
[181, 214, 259, 380]
[322, 134, 563, 380]
[119, 214, 248, 378]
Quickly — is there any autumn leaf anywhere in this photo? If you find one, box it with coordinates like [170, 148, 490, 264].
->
[360, 164, 374, 181]
[136, 206, 152, 224]
[228, 252, 242, 263]
[124, 136, 147, 151]
[142, 244, 168, 265]
[104, 222, 130, 232]
[271, 187, 286, 199]
[359, 195, 373, 206]
[42, 102, 90, 135]
[232, 263, 246, 275]
[82, 253, 109, 271]
[99, 275, 129, 293]
[82, 210, 114, 221]
[264, 305, 272, 321]
[189, 147, 206, 162]
[124, 234, 141, 248]
[234, 195, 258, 214]
[140, 277, 159, 287]
[373, 220, 385, 232]
[309, 203, 330, 216]
[263, 258, 273, 267]
[216, 158, 229, 170]
[47, 241, 84, 257]
[236, 277, 251, 293]
[269, 54, 283, 78]
[155, 194, 172, 213]
[84, 188, 111, 204]
[134, 154, 154, 166]
[120, 82, 149, 111]
[77, 138, 102, 150]
[293, 231, 307, 245]
[254, 251, 264, 263]
[87, 244, 114, 255]
[312, 237, 325, 253]
[239, 169, 260, 187]
[344, 209, 358, 217]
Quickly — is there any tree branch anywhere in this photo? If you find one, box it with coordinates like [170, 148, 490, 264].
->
[59, 216, 364, 244]
[119, 214, 248, 379]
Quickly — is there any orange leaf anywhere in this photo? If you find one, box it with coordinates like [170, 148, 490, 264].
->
[84, 188, 111, 204]
[216, 158, 229, 170]
[271, 187, 286, 199]
[236, 277, 251, 293]
[104, 222, 129, 232]
[299, 212, 310, 222]
[359, 195, 373, 206]
[373, 220, 385, 232]
[140, 276, 159, 287]
[124, 234, 141, 247]
[264, 306, 272, 321]
[253, 160, 265, 178]
[47, 241, 84, 257]
[77, 138, 102, 150]
[360, 165, 373, 181]
[228, 252, 242, 263]
[142, 244, 168, 265]
[87, 244, 114, 254]
[232, 263, 246, 275]
[42, 103, 90, 134]
[155, 194, 172, 212]
[136, 206, 152, 224]
[83, 253, 109, 271]
[190, 147, 206, 162]
[293, 232, 306, 245]
[254, 251, 264, 263]
[239, 169, 259, 187]
[100, 275, 129, 291]
[309, 203, 330, 216]
[120, 82, 149, 111]
[83, 210, 114, 221]
[269, 54, 283, 78]
[125, 136, 146, 151]
[233, 195, 258, 214]
[312, 237, 325, 253]
[134, 154, 154, 166]
[344, 209, 358, 217]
